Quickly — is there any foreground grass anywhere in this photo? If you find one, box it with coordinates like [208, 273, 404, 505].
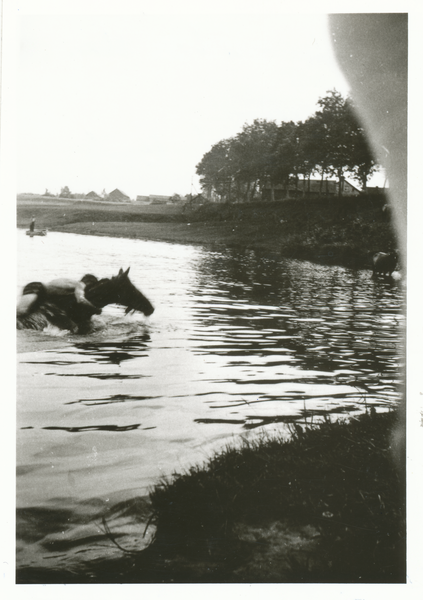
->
[16, 410, 406, 583]
[141, 410, 405, 583]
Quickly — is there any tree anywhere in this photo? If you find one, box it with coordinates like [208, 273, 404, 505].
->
[313, 90, 355, 197]
[196, 138, 234, 201]
[349, 133, 379, 190]
[300, 115, 333, 196]
[232, 119, 278, 201]
[347, 102, 379, 190]
[314, 91, 379, 193]
[196, 89, 381, 203]
[196, 120, 278, 202]
[268, 121, 299, 198]
[60, 186, 71, 198]
[295, 121, 318, 197]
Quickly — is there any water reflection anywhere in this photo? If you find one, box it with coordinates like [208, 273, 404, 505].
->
[16, 233, 405, 578]
[74, 334, 151, 362]
[190, 251, 404, 400]
[65, 394, 159, 406]
[43, 423, 142, 432]
[195, 403, 360, 430]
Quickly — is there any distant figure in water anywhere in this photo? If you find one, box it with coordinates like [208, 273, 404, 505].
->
[29, 216, 35, 232]
[372, 251, 398, 277]
[17, 274, 101, 317]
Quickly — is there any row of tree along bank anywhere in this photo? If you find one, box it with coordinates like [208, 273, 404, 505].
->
[196, 90, 380, 203]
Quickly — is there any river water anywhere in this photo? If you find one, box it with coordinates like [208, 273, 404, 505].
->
[16, 230, 405, 579]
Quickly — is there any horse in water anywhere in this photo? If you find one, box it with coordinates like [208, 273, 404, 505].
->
[17, 267, 154, 333]
[372, 252, 398, 277]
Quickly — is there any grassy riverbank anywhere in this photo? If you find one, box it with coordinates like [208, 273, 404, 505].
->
[16, 410, 405, 584]
[137, 410, 405, 583]
[17, 192, 397, 269]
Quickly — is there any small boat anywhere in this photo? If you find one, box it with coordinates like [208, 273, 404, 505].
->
[26, 229, 47, 237]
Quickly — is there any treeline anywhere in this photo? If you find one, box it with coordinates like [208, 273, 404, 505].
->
[42, 186, 109, 200]
[196, 90, 379, 203]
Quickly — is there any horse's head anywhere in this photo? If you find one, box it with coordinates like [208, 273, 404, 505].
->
[111, 267, 155, 316]
[84, 268, 154, 316]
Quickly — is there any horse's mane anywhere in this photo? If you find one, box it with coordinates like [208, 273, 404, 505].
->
[84, 276, 117, 307]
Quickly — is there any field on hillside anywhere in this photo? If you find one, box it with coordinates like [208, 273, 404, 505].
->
[17, 192, 398, 269]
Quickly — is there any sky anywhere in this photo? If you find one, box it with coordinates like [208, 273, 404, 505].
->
[13, 1, 381, 199]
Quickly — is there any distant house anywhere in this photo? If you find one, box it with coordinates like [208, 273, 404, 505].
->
[85, 191, 101, 200]
[262, 178, 360, 200]
[107, 188, 130, 202]
[339, 180, 360, 196]
[366, 186, 386, 194]
[202, 186, 222, 202]
[136, 195, 150, 203]
[149, 195, 171, 204]
[188, 194, 207, 205]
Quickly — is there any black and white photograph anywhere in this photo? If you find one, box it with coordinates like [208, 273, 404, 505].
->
[2, 0, 420, 592]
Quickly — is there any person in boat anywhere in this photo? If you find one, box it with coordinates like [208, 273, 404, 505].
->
[17, 274, 102, 318]
[29, 216, 35, 232]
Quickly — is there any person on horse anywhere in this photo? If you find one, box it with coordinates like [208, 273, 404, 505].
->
[17, 274, 101, 318]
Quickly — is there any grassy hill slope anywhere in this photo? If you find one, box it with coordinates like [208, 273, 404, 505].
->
[17, 192, 398, 269]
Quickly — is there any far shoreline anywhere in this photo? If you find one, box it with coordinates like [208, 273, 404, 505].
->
[17, 192, 398, 271]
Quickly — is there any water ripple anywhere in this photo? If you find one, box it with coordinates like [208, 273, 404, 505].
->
[42, 424, 142, 433]
[16, 232, 405, 578]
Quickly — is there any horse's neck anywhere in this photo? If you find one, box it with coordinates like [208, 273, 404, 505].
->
[84, 280, 116, 308]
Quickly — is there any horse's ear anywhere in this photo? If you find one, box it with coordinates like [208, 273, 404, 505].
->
[118, 268, 123, 276]
[124, 267, 130, 277]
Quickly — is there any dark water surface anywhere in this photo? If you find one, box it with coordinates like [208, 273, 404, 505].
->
[16, 230, 405, 577]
